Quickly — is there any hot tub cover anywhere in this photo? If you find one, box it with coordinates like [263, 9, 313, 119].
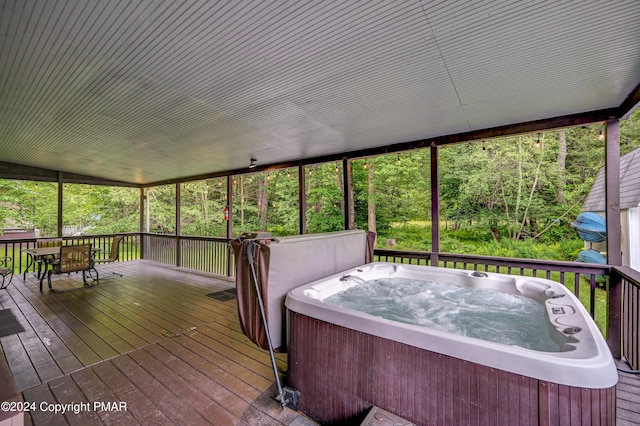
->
[231, 230, 376, 351]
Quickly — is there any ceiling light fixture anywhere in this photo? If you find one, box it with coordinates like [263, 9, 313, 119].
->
[249, 158, 257, 168]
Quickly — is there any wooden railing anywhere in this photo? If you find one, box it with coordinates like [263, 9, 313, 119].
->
[142, 233, 177, 266]
[180, 236, 234, 276]
[143, 233, 233, 277]
[615, 265, 640, 371]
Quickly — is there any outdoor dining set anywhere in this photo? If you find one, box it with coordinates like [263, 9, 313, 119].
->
[1, 236, 123, 292]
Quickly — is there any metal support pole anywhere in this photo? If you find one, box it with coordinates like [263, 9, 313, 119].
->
[245, 240, 286, 409]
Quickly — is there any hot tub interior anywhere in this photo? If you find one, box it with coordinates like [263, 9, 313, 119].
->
[324, 275, 567, 351]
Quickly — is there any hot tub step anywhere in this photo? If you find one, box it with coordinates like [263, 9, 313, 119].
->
[360, 406, 415, 426]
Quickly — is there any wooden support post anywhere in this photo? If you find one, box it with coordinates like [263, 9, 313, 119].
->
[430, 146, 440, 266]
[139, 188, 145, 259]
[57, 172, 63, 237]
[176, 183, 181, 268]
[226, 175, 233, 276]
[343, 158, 351, 230]
[299, 165, 306, 234]
[605, 119, 622, 358]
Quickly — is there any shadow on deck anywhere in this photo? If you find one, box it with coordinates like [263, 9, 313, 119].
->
[0, 260, 315, 425]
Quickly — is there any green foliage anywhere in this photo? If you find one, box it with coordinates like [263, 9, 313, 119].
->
[146, 185, 176, 234]
[1, 180, 138, 237]
[303, 163, 344, 233]
[181, 179, 227, 237]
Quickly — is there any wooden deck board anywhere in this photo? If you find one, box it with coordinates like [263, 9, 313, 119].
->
[9, 280, 102, 368]
[110, 354, 212, 426]
[617, 360, 640, 425]
[91, 361, 175, 426]
[2, 260, 639, 425]
[47, 375, 105, 426]
[0, 261, 309, 425]
[127, 347, 239, 424]
[2, 284, 84, 375]
[21, 383, 68, 426]
[70, 368, 141, 426]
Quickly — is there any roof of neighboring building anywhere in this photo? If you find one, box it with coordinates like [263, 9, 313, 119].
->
[582, 146, 640, 211]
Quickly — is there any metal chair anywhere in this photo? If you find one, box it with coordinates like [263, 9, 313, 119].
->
[0, 256, 13, 290]
[94, 236, 124, 277]
[45, 245, 97, 291]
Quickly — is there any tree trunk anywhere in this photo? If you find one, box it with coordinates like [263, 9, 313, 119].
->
[257, 174, 268, 230]
[336, 164, 345, 217]
[348, 165, 356, 230]
[368, 160, 376, 233]
[202, 183, 209, 231]
[239, 176, 244, 228]
[557, 129, 567, 204]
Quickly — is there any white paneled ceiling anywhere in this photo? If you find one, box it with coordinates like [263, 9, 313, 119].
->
[1, 0, 639, 184]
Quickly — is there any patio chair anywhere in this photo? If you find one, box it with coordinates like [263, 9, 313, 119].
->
[0, 256, 13, 290]
[93, 235, 124, 277]
[46, 245, 97, 291]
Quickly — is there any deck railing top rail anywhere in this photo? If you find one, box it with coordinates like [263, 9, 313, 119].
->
[375, 248, 612, 275]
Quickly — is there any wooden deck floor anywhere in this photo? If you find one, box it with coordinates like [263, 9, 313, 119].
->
[0, 261, 313, 425]
[1, 260, 640, 425]
[617, 360, 640, 425]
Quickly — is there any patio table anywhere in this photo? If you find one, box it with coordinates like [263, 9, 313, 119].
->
[21, 246, 101, 288]
[21, 247, 60, 281]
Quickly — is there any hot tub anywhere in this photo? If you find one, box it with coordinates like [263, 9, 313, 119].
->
[285, 262, 617, 425]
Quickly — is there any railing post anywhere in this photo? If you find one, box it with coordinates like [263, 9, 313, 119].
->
[608, 268, 622, 358]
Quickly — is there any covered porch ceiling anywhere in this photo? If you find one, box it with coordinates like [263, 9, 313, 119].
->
[1, 0, 639, 186]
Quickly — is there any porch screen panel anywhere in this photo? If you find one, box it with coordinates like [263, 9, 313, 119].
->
[350, 151, 431, 256]
[0, 179, 57, 238]
[63, 184, 138, 236]
[231, 168, 299, 238]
